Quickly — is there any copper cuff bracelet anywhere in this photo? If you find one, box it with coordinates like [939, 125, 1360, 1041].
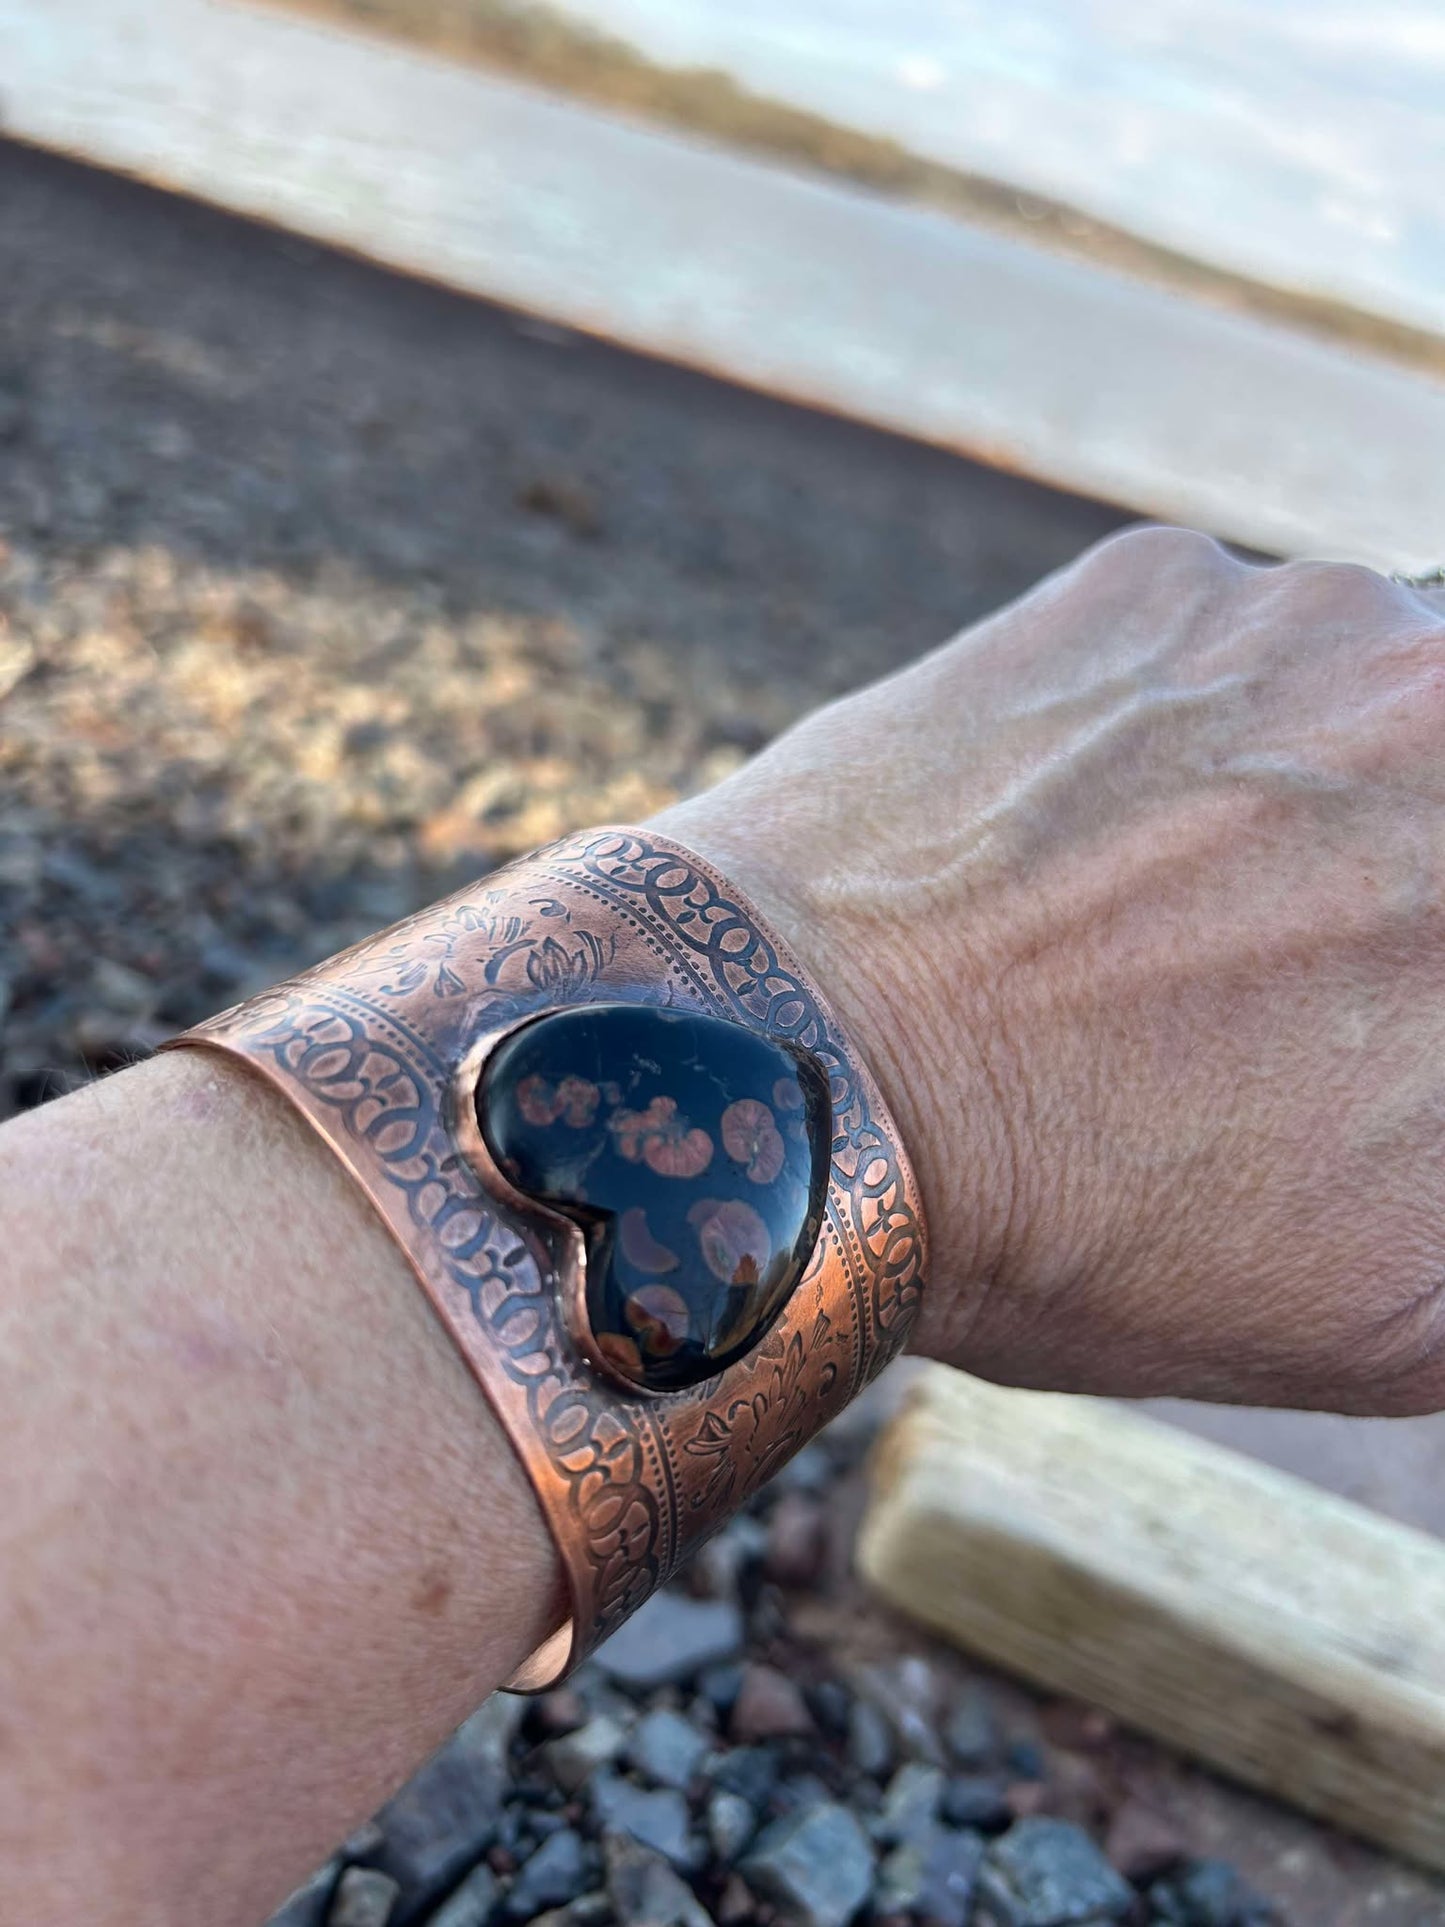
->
[166, 827, 927, 1687]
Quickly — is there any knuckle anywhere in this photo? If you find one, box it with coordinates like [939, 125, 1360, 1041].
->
[1086, 522, 1236, 581]
[1265, 556, 1412, 627]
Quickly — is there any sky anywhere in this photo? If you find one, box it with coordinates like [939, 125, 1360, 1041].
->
[565, 0, 1445, 336]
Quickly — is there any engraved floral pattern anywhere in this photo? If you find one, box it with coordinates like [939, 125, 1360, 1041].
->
[526, 931, 616, 999]
[683, 1313, 840, 1512]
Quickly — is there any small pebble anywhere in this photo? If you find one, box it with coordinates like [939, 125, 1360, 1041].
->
[708, 1745, 780, 1810]
[746, 1585, 790, 1647]
[626, 1708, 710, 1791]
[1007, 1739, 1048, 1782]
[806, 1680, 852, 1738]
[730, 1664, 815, 1741]
[876, 1827, 983, 1927]
[772, 1772, 833, 1817]
[503, 1828, 588, 1919]
[845, 1698, 894, 1780]
[1104, 1799, 1185, 1883]
[763, 1492, 827, 1587]
[545, 1714, 629, 1793]
[691, 1517, 768, 1602]
[876, 1838, 932, 1918]
[591, 1773, 700, 1871]
[1149, 1858, 1277, 1926]
[594, 1593, 744, 1691]
[603, 1833, 711, 1927]
[535, 1689, 588, 1737]
[1006, 1781, 1050, 1821]
[743, 1802, 877, 1927]
[716, 1873, 755, 1925]
[458, 1691, 529, 1762]
[341, 1821, 385, 1861]
[917, 1826, 986, 1927]
[270, 1862, 339, 1927]
[873, 1763, 944, 1846]
[941, 1775, 1012, 1832]
[327, 1867, 399, 1927]
[855, 1659, 944, 1766]
[429, 1864, 501, 1927]
[89, 956, 156, 1016]
[771, 1442, 834, 1494]
[943, 1688, 999, 1770]
[697, 1661, 745, 1718]
[980, 1817, 1134, 1926]
[708, 1790, 758, 1864]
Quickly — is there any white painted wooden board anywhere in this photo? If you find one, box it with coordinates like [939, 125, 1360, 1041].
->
[4, 0, 1445, 571]
[857, 1365, 1445, 1872]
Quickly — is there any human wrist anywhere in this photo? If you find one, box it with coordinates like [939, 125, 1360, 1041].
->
[647, 792, 1030, 1371]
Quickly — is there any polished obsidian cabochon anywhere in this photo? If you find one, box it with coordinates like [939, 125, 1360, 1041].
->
[477, 1002, 831, 1391]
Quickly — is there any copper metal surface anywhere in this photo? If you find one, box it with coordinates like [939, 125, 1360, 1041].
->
[167, 827, 927, 1687]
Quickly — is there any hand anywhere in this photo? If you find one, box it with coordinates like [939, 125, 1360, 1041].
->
[656, 527, 1445, 1415]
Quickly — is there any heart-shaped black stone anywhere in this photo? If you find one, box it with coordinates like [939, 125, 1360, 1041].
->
[477, 1002, 831, 1391]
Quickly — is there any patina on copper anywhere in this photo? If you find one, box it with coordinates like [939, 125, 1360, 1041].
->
[167, 827, 927, 1688]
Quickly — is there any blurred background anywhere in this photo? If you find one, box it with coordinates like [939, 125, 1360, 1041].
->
[4, 4, 1445, 1924]
[311, 0, 1445, 342]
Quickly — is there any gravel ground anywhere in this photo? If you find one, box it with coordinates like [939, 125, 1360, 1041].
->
[3, 140, 1443, 1927]
[277, 1428, 1285, 1927]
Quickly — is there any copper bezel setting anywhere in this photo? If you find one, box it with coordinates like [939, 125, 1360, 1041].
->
[449, 1002, 660, 1399]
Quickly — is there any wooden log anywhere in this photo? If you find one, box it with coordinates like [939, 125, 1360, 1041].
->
[857, 1364, 1445, 1872]
[7, 0, 1445, 569]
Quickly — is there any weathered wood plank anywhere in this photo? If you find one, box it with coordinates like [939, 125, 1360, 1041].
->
[6, 0, 1445, 569]
[857, 1365, 1445, 1871]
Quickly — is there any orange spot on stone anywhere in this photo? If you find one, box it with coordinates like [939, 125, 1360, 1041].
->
[555, 1075, 599, 1127]
[644, 1126, 714, 1179]
[610, 1093, 676, 1161]
[517, 1073, 559, 1126]
[625, 1283, 691, 1356]
[618, 1205, 680, 1274]
[611, 1094, 714, 1177]
[598, 1331, 644, 1377]
[721, 1097, 785, 1184]
[688, 1197, 772, 1285]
